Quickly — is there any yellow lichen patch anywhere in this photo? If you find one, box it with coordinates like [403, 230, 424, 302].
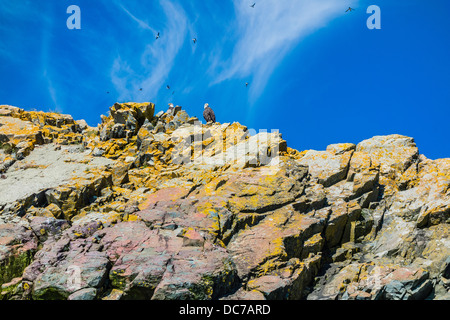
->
[137, 127, 152, 142]
[202, 177, 228, 195]
[349, 151, 373, 173]
[284, 147, 303, 160]
[125, 214, 141, 222]
[55, 132, 83, 145]
[0, 117, 42, 152]
[378, 175, 399, 196]
[256, 256, 288, 277]
[0, 117, 40, 137]
[326, 143, 356, 155]
[302, 233, 324, 259]
[103, 201, 127, 213]
[202, 136, 215, 148]
[14, 161, 48, 170]
[128, 167, 153, 187]
[182, 227, 199, 238]
[266, 237, 287, 258]
[102, 289, 124, 300]
[304, 233, 323, 247]
[0, 105, 23, 118]
[112, 186, 133, 198]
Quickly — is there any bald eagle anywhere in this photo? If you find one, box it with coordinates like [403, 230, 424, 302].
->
[167, 103, 175, 114]
[203, 103, 216, 123]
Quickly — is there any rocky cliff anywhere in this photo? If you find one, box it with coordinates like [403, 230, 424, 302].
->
[0, 103, 449, 300]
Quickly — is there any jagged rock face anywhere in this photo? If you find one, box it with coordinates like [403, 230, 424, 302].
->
[0, 103, 449, 300]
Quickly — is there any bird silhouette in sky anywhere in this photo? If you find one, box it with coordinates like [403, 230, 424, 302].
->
[139, 88, 143, 91]
[246, 82, 249, 87]
[156, 32, 160, 40]
[192, 38, 197, 44]
[346, 7, 354, 12]
[166, 85, 170, 90]
[250, 3, 256, 8]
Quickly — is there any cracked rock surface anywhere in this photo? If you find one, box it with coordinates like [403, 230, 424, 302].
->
[0, 103, 449, 300]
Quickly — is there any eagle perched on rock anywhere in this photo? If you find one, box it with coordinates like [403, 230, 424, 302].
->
[167, 103, 175, 114]
[203, 103, 216, 123]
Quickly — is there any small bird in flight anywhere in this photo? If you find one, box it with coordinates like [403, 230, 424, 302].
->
[250, 3, 256, 8]
[156, 32, 160, 40]
[192, 38, 197, 44]
[166, 85, 171, 90]
[245, 82, 249, 87]
[106, 91, 110, 94]
[139, 88, 143, 91]
[346, 7, 354, 12]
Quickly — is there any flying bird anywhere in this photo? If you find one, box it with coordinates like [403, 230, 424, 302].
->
[203, 103, 216, 123]
[166, 85, 170, 90]
[245, 82, 249, 87]
[346, 7, 354, 12]
[139, 88, 143, 91]
[156, 32, 160, 39]
[192, 38, 197, 44]
[250, 3, 256, 8]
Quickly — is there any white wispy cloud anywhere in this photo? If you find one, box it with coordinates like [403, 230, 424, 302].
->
[37, 4, 61, 112]
[0, 1, 59, 110]
[212, 0, 358, 102]
[43, 69, 61, 112]
[119, 4, 156, 33]
[111, 0, 188, 102]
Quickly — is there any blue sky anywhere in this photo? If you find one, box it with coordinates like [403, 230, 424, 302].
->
[0, 0, 449, 159]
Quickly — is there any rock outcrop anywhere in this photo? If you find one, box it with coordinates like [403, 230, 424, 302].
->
[0, 103, 448, 300]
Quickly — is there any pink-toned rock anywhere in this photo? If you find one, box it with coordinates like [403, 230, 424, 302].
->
[138, 187, 191, 211]
[0, 224, 38, 289]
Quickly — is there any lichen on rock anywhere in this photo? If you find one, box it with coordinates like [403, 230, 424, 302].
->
[0, 103, 448, 300]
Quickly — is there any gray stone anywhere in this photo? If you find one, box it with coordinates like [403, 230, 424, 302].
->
[31, 251, 111, 300]
[29, 217, 70, 242]
[68, 288, 97, 300]
[0, 144, 113, 209]
[442, 256, 450, 279]
[154, 111, 164, 118]
[92, 147, 105, 157]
